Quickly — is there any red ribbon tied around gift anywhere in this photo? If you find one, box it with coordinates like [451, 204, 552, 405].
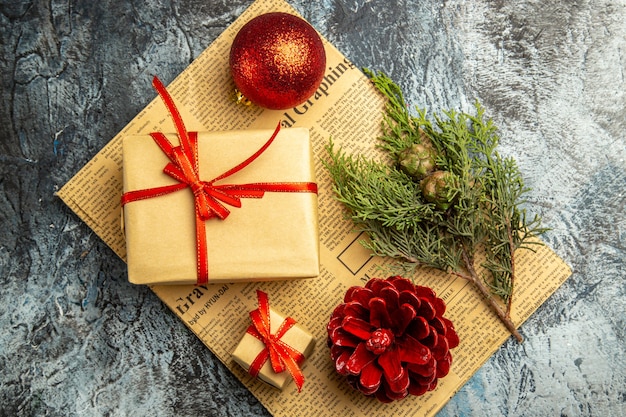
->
[121, 76, 318, 285]
[247, 290, 306, 391]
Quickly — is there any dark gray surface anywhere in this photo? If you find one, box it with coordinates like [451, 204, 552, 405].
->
[1, 1, 624, 416]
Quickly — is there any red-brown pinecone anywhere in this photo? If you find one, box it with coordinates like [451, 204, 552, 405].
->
[327, 276, 460, 402]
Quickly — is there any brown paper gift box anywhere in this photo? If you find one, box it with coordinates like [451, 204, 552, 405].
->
[232, 306, 315, 390]
[122, 127, 319, 285]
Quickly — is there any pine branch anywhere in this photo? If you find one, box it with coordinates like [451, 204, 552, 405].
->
[323, 70, 548, 342]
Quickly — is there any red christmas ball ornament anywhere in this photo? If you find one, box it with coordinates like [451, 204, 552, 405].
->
[327, 276, 460, 402]
[229, 12, 326, 110]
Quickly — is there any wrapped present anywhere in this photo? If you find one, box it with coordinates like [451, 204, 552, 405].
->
[121, 77, 319, 285]
[232, 290, 315, 391]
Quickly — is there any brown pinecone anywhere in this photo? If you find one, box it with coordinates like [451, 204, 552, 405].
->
[420, 170, 459, 210]
[327, 276, 459, 402]
[397, 143, 437, 180]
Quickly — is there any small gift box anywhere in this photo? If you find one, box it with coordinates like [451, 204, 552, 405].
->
[232, 290, 315, 391]
[121, 78, 319, 285]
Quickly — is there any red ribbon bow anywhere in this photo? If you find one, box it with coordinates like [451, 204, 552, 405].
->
[121, 76, 318, 284]
[247, 290, 307, 391]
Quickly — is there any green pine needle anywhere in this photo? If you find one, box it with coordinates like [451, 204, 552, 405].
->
[324, 69, 548, 312]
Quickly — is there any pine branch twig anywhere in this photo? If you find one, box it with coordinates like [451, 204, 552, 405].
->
[461, 249, 523, 342]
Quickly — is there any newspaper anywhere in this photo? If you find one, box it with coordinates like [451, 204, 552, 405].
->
[56, 0, 572, 415]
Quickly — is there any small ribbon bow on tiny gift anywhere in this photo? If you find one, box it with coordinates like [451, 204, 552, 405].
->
[121, 77, 318, 285]
[247, 290, 307, 391]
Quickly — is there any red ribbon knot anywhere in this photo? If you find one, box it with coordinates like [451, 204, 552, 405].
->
[121, 76, 318, 284]
[247, 290, 306, 391]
